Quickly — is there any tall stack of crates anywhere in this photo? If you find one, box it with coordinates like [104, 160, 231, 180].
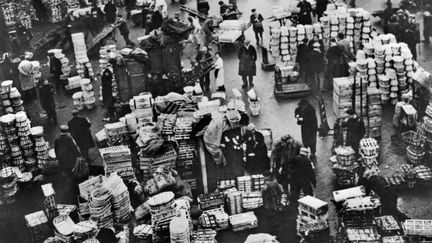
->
[99, 146, 135, 180]
[41, 183, 58, 220]
[367, 87, 382, 138]
[333, 77, 367, 118]
[297, 196, 329, 233]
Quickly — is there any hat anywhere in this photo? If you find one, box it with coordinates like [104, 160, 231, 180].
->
[60, 125, 69, 132]
[72, 110, 79, 115]
[246, 123, 255, 131]
[313, 42, 320, 47]
[397, 9, 404, 14]
[346, 108, 356, 115]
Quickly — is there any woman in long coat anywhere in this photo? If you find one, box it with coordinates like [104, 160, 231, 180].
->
[238, 40, 257, 88]
[101, 68, 114, 120]
[295, 99, 318, 157]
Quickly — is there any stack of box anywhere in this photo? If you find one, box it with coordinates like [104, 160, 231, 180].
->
[133, 224, 153, 241]
[25, 211, 52, 243]
[129, 93, 154, 125]
[345, 227, 381, 242]
[199, 207, 229, 230]
[280, 26, 290, 62]
[194, 229, 217, 243]
[241, 191, 263, 210]
[237, 176, 252, 192]
[71, 33, 89, 64]
[229, 212, 258, 232]
[297, 196, 329, 234]
[176, 140, 196, 189]
[226, 190, 243, 215]
[158, 113, 177, 138]
[99, 145, 135, 180]
[402, 219, 432, 238]
[251, 174, 265, 191]
[359, 138, 379, 168]
[269, 24, 281, 58]
[104, 122, 129, 146]
[367, 87, 382, 138]
[89, 187, 113, 229]
[48, 0, 63, 23]
[333, 77, 367, 118]
[341, 196, 381, 227]
[41, 183, 58, 220]
[174, 117, 194, 140]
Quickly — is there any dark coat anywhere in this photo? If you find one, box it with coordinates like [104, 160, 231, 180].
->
[152, 11, 164, 30]
[68, 116, 95, 151]
[39, 83, 56, 116]
[291, 155, 316, 190]
[102, 69, 114, 107]
[250, 13, 264, 33]
[296, 42, 309, 65]
[104, 3, 117, 23]
[245, 131, 270, 174]
[196, 51, 212, 66]
[295, 102, 318, 151]
[238, 45, 257, 76]
[262, 179, 283, 211]
[297, 1, 313, 25]
[308, 39, 325, 53]
[118, 19, 130, 35]
[49, 57, 62, 76]
[343, 116, 365, 151]
[316, 0, 328, 17]
[54, 134, 81, 173]
[326, 45, 349, 77]
[308, 49, 325, 73]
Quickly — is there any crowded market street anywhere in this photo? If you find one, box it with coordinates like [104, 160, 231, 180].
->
[2, 0, 432, 242]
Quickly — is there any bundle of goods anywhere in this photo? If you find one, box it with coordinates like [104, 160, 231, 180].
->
[72, 33, 89, 64]
[89, 187, 113, 229]
[72, 220, 98, 242]
[198, 192, 225, 211]
[199, 207, 229, 230]
[30, 126, 49, 169]
[242, 191, 263, 210]
[169, 215, 190, 243]
[133, 224, 153, 241]
[41, 183, 59, 219]
[381, 236, 406, 243]
[174, 116, 194, 140]
[128, 93, 153, 126]
[25, 211, 51, 243]
[414, 165, 432, 183]
[193, 229, 217, 243]
[375, 215, 402, 236]
[102, 174, 131, 222]
[333, 77, 367, 118]
[229, 211, 258, 232]
[341, 196, 381, 227]
[225, 190, 243, 215]
[148, 192, 177, 243]
[402, 219, 432, 237]
[333, 186, 366, 203]
[80, 79, 95, 109]
[332, 146, 359, 187]
[104, 122, 130, 146]
[237, 175, 252, 192]
[0, 167, 18, 204]
[359, 138, 379, 167]
[345, 227, 381, 243]
[99, 145, 135, 180]
[297, 196, 329, 231]
[366, 87, 382, 138]
[53, 215, 75, 242]
[158, 113, 177, 137]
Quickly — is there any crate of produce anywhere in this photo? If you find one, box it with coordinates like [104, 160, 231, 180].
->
[345, 227, 381, 242]
[381, 236, 406, 243]
[25, 210, 52, 243]
[199, 207, 229, 230]
[229, 212, 258, 232]
[375, 215, 401, 235]
[198, 192, 225, 211]
[403, 219, 432, 237]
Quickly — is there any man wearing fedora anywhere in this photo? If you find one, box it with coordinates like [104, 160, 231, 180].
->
[343, 108, 365, 154]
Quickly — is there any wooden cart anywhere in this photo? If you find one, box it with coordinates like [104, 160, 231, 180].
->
[214, 21, 251, 50]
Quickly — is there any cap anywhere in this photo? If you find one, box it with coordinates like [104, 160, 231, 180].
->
[60, 125, 69, 132]
[425, 11, 431, 17]
[72, 110, 79, 115]
[246, 123, 255, 131]
[346, 108, 356, 115]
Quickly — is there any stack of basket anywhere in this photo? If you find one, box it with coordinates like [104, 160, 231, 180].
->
[80, 79, 95, 109]
[229, 212, 258, 232]
[41, 183, 58, 220]
[280, 26, 290, 62]
[170, 214, 190, 243]
[0, 80, 13, 114]
[367, 87, 382, 138]
[72, 33, 89, 63]
[102, 174, 131, 223]
[269, 25, 281, 58]
[332, 146, 359, 187]
[175, 197, 193, 233]
[25, 210, 52, 243]
[99, 145, 135, 180]
[320, 16, 330, 40]
[359, 138, 379, 168]
[329, 15, 339, 40]
[0, 167, 18, 204]
[17, 112, 37, 171]
[148, 191, 177, 243]
[378, 74, 390, 104]
[89, 187, 113, 229]
[9, 87, 24, 113]
[30, 126, 49, 169]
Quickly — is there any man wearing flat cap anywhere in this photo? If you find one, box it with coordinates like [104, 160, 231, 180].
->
[68, 110, 95, 161]
[55, 125, 81, 175]
[244, 123, 270, 174]
[295, 98, 318, 158]
[343, 108, 365, 154]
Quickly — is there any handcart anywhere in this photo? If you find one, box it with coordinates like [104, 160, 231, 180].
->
[273, 64, 311, 98]
[215, 20, 251, 50]
[87, 22, 121, 57]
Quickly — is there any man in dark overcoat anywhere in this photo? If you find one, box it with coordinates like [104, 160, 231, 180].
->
[102, 67, 114, 121]
[39, 80, 57, 124]
[238, 39, 257, 88]
[244, 123, 270, 174]
[68, 110, 95, 161]
[295, 98, 318, 157]
[297, 0, 313, 25]
[48, 53, 62, 90]
[104, 0, 117, 24]
[290, 147, 316, 204]
[343, 108, 365, 154]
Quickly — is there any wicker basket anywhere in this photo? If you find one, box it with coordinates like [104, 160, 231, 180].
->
[401, 131, 425, 147]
